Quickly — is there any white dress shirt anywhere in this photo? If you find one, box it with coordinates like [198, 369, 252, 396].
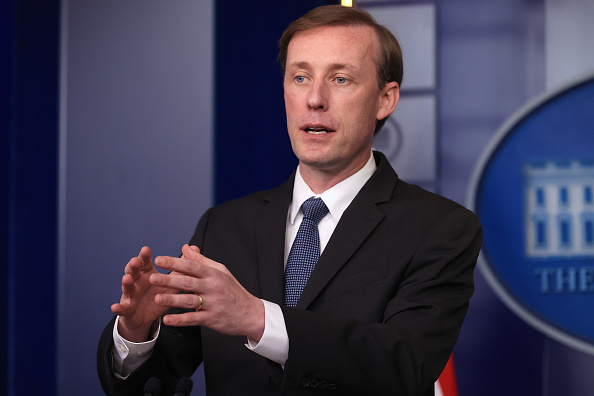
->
[113, 152, 377, 376]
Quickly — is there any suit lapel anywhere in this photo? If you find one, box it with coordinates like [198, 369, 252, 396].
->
[297, 152, 398, 309]
[254, 174, 295, 305]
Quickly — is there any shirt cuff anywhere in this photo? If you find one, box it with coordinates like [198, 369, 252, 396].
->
[112, 316, 160, 378]
[245, 300, 289, 366]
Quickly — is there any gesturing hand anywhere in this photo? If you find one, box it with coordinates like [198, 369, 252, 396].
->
[111, 246, 178, 342]
[151, 244, 265, 342]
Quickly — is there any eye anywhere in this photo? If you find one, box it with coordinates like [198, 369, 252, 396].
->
[336, 77, 348, 84]
[295, 76, 306, 83]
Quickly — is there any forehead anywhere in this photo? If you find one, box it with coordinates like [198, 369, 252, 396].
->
[286, 25, 379, 70]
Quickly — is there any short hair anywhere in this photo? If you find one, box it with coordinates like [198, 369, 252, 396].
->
[279, 5, 403, 133]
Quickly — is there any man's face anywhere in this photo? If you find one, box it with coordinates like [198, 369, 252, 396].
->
[284, 25, 398, 180]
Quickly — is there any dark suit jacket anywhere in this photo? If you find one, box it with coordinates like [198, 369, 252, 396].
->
[98, 151, 482, 396]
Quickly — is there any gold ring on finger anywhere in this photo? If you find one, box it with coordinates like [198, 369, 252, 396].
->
[196, 294, 203, 311]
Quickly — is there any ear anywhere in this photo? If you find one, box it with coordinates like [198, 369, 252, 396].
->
[376, 82, 400, 121]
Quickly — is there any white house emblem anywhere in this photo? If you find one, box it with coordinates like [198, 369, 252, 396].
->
[468, 73, 594, 355]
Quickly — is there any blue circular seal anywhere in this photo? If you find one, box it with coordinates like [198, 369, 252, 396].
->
[468, 72, 594, 354]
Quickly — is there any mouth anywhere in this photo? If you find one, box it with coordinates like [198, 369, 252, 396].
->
[302, 124, 335, 135]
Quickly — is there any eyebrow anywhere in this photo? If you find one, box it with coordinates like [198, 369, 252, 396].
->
[287, 61, 358, 72]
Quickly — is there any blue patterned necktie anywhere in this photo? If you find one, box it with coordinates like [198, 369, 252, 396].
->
[284, 197, 329, 307]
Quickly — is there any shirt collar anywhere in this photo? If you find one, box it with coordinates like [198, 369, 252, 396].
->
[289, 152, 377, 224]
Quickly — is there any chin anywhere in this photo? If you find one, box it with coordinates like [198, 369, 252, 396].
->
[298, 154, 341, 172]
[295, 146, 328, 162]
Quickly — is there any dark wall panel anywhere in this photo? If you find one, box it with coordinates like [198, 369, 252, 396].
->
[214, 0, 338, 204]
[5, 0, 60, 395]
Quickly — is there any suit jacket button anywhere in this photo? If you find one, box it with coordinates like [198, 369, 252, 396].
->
[310, 379, 319, 388]
[319, 381, 328, 389]
[328, 383, 337, 390]
[301, 378, 311, 387]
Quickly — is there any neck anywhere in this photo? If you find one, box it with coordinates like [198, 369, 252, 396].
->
[299, 159, 369, 195]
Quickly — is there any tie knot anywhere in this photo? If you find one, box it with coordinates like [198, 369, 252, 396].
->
[301, 197, 328, 225]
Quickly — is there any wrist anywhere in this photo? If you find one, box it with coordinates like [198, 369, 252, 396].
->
[246, 298, 266, 342]
[244, 300, 289, 366]
[117, 317, 157, 343]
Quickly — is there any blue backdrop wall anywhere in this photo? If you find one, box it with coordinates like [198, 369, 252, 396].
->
[3, 1, 594, 395]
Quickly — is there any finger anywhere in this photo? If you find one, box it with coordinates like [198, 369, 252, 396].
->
[162, 311, 203, 327]
[181, 244, 200, 258]
[137, 246, 153, 271]
[155, 292, 204, 311]
[150, 272, 202, 294]
[154, 255, 209, 278]
[115, 277, 135, 316]
[181, 244, 200, 259]
[124, 247, 154, 279]
[181, 244, 231, 275]
[124, 257, 139, 276]
[120, 273, 137, 297]
[179, 244, 200, 263]
[111, 302, 130, 316]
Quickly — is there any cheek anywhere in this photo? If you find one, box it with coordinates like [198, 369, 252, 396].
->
[359, 100, 382, 125]
[342, 99, 376, 126]
[284, 100, 295, 123]
[284, 92, 298, 113]
[339, 104, 379, 141]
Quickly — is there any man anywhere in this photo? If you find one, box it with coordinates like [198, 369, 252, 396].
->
[97, 5, 481, 396]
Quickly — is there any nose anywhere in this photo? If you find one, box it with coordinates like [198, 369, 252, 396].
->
[306, 81, 328, 111]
